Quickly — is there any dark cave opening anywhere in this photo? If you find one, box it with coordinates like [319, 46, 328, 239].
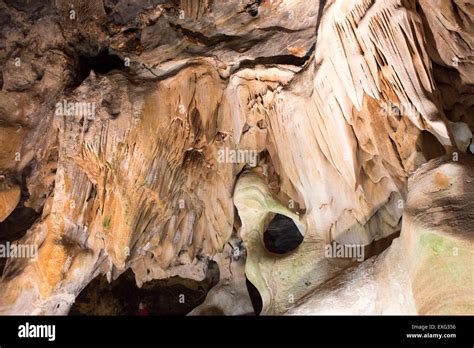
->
[69, 261, 219, 316]
[416, 130, 446, 161]
[468, 139, 474, 155]
[245, 0, 262, 17]
[263, 214, 304, 254]
[246, 277, 263, 316]
[67, 50, 126, 90]
[0, 205, 39, 242]
[0, 164, 41, 277]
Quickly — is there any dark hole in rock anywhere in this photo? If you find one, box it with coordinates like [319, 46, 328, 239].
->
[0, 164, 41, 276]
[103, 0, 120, 16]
[0, 206, 40, 243]
[245, 0, 262, 17]
[331, 230, 401, 264]
[363, 231, 400, 260]
[416, 130, 446, 161]
[263, 214, 303, 254]
[67, 50, 126, 90]
[246, 277, 262, 315]
[69, 261, 219, 315]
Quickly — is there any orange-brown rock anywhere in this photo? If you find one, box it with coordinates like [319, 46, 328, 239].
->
[0, 0, 472, 315]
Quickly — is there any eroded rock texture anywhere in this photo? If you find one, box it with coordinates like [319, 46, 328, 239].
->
[288, 154, 474, 315]
[0, 0, 472, 315]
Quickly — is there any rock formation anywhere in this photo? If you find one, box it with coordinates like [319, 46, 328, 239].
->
[0, 0, 472, 315]
[288, 154, 474, 315]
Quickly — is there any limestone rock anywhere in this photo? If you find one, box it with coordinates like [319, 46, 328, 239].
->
[0, 0, 472, 315]
[403, 154, 474, 314]
[287, 154, 474, 315]
[188, 236, 254, 316]
[0, 175, 20, 222]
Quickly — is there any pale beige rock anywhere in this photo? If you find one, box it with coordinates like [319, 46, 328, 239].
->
[402, 154, 474, 314]
[0, 0, 472, 315]
[288, 154, 474, 315]
[0, 176, 21, 223]
[450, 121, 472, 151]
[188, 236, 254, 316]
[234, 169, 354, 315]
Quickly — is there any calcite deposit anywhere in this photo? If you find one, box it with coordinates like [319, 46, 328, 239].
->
[288, 154, 474, 315]
[0, 0, 472, 315]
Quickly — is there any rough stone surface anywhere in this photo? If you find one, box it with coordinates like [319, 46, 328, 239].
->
[287, 154, 474, 315]
[0, 0, 472, 315]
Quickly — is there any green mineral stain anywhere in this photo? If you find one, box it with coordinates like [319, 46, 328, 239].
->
[419, 232, 452, 254]
[103, 216, 111, 228]
[418, 232, 471, 288]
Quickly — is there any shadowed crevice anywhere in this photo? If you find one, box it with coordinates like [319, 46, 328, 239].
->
[263, 214, 304, 254]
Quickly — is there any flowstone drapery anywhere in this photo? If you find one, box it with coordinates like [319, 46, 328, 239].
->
[0, 0, 472, 315]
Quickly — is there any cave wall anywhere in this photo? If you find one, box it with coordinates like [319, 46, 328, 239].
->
[0, 0, 472, 314]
